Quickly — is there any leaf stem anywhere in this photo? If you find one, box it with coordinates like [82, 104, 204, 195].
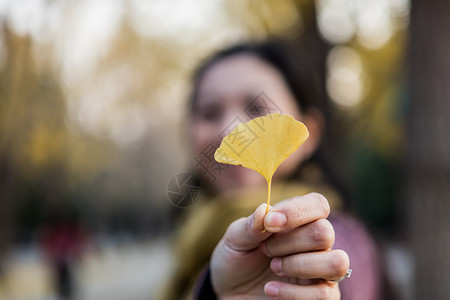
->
[261, 177, 272, 233]
[266, 177, 272, 214]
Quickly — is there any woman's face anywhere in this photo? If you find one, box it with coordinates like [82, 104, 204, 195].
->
[189, 54, 317, 194]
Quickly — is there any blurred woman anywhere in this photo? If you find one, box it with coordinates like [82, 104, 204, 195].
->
[160, 41, 381, 300]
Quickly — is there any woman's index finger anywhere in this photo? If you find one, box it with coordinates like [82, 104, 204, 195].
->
[264, 193, 330, 232]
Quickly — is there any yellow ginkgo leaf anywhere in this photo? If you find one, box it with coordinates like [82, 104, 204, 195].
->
[214, 113, 309, 214]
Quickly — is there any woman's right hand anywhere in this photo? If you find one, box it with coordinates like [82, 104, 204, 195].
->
[210, 193, 350, 299]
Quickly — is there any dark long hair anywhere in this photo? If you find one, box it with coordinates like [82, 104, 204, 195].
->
[188, 40, 351, 209]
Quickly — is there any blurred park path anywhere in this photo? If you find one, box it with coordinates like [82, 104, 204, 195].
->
[0, 238, 173, 300]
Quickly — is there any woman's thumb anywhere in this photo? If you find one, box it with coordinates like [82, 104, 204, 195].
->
[222, 203, 272, 252]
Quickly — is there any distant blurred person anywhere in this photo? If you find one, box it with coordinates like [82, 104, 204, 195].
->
[160, 41, 381, 300]
[39, 209, 87, 300]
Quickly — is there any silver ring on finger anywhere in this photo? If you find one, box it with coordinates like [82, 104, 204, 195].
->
[330, 268, 352, 283]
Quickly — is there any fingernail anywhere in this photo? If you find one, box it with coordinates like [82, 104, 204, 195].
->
[271, 257, 282, 274]
[266, 211, 286, 228]
[257, 203, 268, 214]
[252, 204, 267, 231]
[264, 282, 279, 297]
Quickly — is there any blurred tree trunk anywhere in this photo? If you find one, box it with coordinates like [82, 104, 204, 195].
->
[408, 0, 450, 299]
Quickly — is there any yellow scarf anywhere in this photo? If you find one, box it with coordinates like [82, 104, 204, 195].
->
[158, 181, 341, 300]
